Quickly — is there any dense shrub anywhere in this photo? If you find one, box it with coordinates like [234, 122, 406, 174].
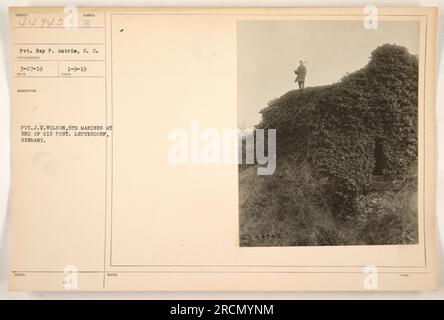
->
[257, 44, 418, 217]
[239, 158, 342, 246]
[239, 163, 418, 246]
[353, 175, 418, 244]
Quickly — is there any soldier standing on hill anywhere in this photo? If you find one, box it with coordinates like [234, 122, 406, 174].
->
[294, 60, 307, 89]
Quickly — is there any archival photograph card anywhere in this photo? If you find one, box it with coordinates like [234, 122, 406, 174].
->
[8, 7, 437, 291]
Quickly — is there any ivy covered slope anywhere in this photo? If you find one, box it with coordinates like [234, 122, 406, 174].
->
[239, 44, 418, 246]
[258, 44, 418, 216]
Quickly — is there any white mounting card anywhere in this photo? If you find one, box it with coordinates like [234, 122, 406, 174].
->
[9, 7, 437, 291]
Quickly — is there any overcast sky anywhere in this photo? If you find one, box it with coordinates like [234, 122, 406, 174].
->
[237, 20, 420, 128]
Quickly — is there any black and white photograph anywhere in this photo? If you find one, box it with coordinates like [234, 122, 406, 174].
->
[238, 20, 420, 247]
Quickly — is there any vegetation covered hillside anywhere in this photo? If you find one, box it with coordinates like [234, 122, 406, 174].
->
[240, 44, 419, 246]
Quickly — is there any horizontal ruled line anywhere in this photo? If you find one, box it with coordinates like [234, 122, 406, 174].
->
[13, 42, 105, 45]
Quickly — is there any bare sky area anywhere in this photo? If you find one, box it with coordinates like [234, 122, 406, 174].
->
[237, 20, 420, 128]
